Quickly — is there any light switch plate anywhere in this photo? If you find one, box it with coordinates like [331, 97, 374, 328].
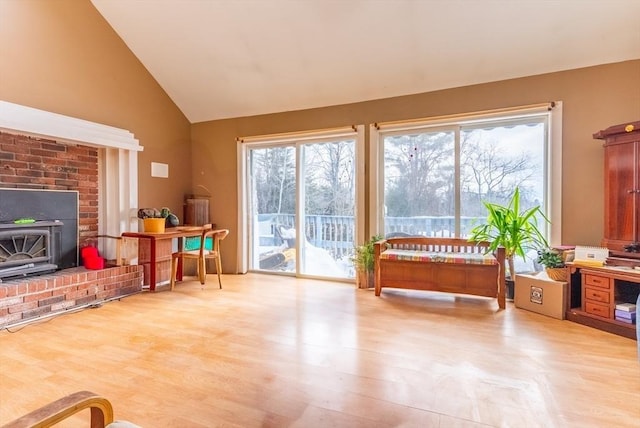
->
[151, 162, 169, 178]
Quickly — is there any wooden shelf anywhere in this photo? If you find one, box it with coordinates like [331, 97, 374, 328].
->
[566, 307, 636, 339]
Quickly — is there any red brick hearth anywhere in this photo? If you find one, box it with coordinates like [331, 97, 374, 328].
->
[0, 265, 143, 328]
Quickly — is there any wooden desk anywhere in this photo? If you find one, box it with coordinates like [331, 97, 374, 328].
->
[122, 226, 207, 291]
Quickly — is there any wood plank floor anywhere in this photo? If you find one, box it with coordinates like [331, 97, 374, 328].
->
[1, 273, 639, 427]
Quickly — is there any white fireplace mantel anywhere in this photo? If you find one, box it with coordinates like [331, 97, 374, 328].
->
[0, 100, 143, 258]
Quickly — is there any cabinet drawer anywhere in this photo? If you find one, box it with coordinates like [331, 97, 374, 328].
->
[583, 286, 610, 303]
[585, 300, 611, 318]
[584, 274, 611, 289]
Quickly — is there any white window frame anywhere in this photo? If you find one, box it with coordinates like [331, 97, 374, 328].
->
[369, 102, 563, 245]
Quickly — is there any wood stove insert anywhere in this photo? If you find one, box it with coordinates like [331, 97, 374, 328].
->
[0, 188, 79, 280]
[0, 221, 62, 281]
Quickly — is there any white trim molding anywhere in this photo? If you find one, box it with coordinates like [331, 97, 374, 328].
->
[0, 101, 142, 151]
[0, 100, 143, 259]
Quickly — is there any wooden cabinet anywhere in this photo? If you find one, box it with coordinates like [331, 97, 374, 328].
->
[581, 272, 613, 318]
[567, 265, 640, 339]
[594, 120, 640, 256]
[568, 121, 640, 338]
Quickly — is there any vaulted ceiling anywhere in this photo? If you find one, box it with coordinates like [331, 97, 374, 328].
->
[91, 0, 640, 123]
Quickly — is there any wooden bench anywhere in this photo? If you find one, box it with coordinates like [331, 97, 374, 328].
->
[374, 237, 505, 309]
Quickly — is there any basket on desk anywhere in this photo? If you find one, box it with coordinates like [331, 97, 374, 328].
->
[545, 267, 567, 282]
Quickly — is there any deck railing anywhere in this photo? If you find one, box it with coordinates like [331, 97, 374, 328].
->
[256, 214, 485, 258]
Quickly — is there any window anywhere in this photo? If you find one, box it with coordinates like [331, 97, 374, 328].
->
[370, 103, 562, 261]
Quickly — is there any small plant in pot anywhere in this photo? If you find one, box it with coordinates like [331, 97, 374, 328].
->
[137, 207, 179, 231]
[536, 247, 566, 281]
[352, 234, 383, 289]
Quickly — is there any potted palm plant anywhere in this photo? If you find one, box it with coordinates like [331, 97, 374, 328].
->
[352, 234, 383, 289]
[469, 187, 549, 298]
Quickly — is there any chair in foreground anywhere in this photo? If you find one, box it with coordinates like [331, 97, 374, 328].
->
[170, 226, 229, 290]
[1, 390, 140, 428]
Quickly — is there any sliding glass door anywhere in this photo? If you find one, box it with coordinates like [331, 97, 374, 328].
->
[244, 132, 359, 280]
[378, 114, 549, 272]
[299, 139, 355, 278]
[248, 145, 297, 273]
[382, 118, 546, 238]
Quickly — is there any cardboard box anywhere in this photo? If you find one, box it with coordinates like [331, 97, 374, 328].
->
[515, 272, 567, 320]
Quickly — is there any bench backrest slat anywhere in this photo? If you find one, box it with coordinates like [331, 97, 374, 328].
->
[381, 237, 491, 253]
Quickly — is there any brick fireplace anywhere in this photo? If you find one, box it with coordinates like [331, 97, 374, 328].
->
[0, 132, 99, 246]
[0, 132, 98, 247]
[0, 101, 145, 328]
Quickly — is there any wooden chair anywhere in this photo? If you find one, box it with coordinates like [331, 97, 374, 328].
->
[170, 226, 229, 290]
[1, 390, 140, 428]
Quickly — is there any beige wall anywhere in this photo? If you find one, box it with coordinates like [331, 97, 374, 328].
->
[0, 0, 192, 218]
[192, 60, 640, 273]
[2, 1, 639, 275]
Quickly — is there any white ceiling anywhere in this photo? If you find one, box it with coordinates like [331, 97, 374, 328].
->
[91, 0, 640, 123]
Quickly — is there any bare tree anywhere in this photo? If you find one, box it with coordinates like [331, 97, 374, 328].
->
[383, 127, 542, 222]
[251, 147, 295, 215]
[460, 131, 539, 216]
[251, 141, 356, 217]
[305, 141, 355, 215]
[384, 132, 454, 216]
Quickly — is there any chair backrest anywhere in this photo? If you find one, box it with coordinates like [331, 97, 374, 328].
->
[198, 227, 229, 258]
